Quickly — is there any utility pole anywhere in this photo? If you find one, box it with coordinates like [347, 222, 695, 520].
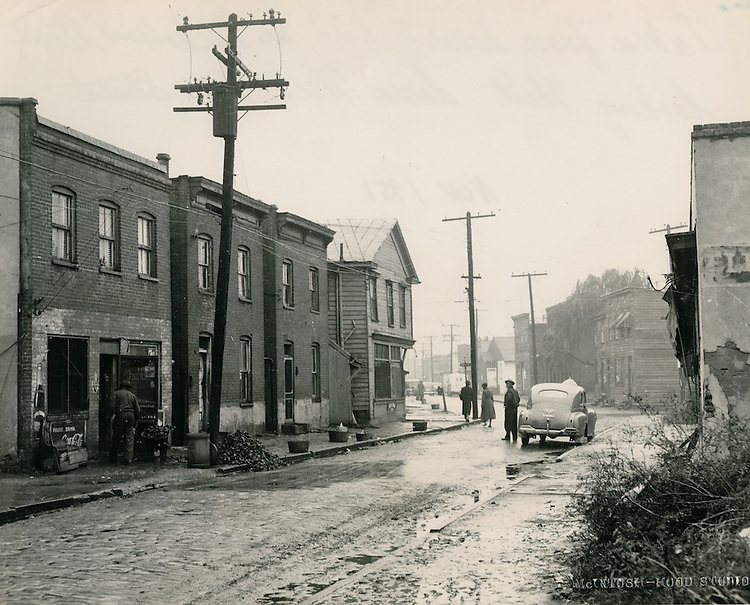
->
[174, 12, 287, 464]
[444, 211, 495, 418]
[429, 335, 434, 382]
[443, 324, 460, 373]
[512, 271, 547, 387]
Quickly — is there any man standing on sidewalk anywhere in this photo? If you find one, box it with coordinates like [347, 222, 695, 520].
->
[503, 379, 520, 441]
[459, 380, 473, 422]
[110, 381, 140, 464]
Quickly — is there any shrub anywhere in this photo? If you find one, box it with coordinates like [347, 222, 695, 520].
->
[566, 397, 750, 604]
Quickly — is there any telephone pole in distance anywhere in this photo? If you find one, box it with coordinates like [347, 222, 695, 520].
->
[443, 211, 495, 418]
[174, 12, 288, 463]
[512, 271, 547, 387]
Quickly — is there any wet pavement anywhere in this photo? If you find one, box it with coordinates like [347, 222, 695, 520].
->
[0, 395, 480, 524]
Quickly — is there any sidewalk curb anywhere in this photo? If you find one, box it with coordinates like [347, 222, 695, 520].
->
[2, 420, 477, 522]
[218, 420, 478, 472]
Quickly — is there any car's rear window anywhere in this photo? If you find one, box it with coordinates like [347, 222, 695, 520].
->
[537, 389, 568, 399]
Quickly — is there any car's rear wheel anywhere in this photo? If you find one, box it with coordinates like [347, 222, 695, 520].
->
[539, 435, 547, 444]
[521, 435, 530, 446]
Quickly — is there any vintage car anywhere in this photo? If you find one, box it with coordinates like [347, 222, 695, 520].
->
[518, 378, 596, 445]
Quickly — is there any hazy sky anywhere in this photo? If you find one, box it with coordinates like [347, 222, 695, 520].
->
[2, 0, 750, 359]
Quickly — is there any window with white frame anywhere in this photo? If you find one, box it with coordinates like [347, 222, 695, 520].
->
[374, 343, 403, 399]
[240, 336, 252, 402]
[99, 203, 118, 270]
[238, 247, 250, 299]
[198, 235, 213, 291]
[282, 259, 294, 307]
[386, 281, 394, 326]
[309, 267, 320, 312]
[137, 214, 155, 277]
[51, 190, 74, 261]
[399, 285, 407, 328]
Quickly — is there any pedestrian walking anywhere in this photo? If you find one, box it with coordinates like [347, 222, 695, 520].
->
[503, 379, 520, 441]
[110, 381, 140, 464]
[480, 382, 496, 427]
[417, 381, 425, 403]
[459, 380, 473, 422]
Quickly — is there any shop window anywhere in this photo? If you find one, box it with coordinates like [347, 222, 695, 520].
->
[48, 336, 88, 414]
[374, 343, 403, 399]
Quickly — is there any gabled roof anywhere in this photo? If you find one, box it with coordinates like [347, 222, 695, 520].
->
[325, 218, 420, 284]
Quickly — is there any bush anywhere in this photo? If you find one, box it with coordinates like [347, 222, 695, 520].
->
[566, 398, 750, 604]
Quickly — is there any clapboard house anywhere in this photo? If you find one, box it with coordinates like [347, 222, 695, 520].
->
[326, 219, 420, 424]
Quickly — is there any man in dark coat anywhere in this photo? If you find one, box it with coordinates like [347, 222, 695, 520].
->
[459, 380, 473, 422]
[110, 381, 140, 464]
[503, 379, 520, 441]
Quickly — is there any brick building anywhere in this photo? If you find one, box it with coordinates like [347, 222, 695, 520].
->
[0, 98, 173, 469]
[169, 176, 270, 442]
[262, 208, 335, 432]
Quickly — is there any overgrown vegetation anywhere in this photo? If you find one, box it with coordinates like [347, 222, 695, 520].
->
[565, 398, 750, 604]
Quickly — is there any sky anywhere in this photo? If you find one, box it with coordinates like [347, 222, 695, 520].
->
[2, 0, 750, 363]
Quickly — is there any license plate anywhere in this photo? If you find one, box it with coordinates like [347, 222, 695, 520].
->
[543, 409, 556, 418]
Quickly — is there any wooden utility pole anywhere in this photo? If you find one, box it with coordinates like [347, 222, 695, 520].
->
[174, 12, 287, 464]
[512, 271, 547, 387]
[443, 324, 459, 373]
[443, 211, 495, 418]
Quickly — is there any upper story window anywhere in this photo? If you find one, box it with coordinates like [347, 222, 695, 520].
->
[282, 259, 294, 307]
[369, 276, 378, 322]
[238, 247, 250, 300]
[51, 189, 75, 262]
[137, 214, 156, 277]
[198, 235, 213, 291]
[309, 267, 320, 313]
[386, 281, 395, 326]
[99, 203, 119, 270]
[399, 285, 407, 328]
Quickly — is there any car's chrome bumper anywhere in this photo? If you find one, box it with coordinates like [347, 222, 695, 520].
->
[518, 424, 582, 438]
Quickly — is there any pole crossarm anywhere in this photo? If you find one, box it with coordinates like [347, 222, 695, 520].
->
[174, 104, 287, 112]
[177, 17, 286, 32]
[175, 78, 289, 93]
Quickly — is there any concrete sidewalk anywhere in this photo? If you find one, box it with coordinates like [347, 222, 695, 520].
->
[0, 401, 476, 525]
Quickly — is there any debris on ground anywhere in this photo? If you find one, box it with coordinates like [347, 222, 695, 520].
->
[219, 431, 285, 471]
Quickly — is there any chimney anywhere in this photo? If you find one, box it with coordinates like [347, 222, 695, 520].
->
[156, 153, 171, 175]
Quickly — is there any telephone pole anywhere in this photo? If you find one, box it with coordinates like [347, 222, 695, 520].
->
[512, 271, 547, 387]
[444, 211, 495, 418]
[174, 12, 287, 463]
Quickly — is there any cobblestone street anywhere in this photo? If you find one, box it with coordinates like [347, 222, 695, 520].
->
[0, 410, 636, 604]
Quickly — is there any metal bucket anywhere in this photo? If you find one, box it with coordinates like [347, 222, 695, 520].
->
[185, 433, 211, 468]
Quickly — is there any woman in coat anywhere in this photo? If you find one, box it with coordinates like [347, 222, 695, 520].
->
[480, 382, 496, 427]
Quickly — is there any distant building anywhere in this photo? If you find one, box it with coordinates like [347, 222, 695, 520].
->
[326, 219, 419, 424]
[512, 313, 547, 394]
[593, 287, 681, 406]
[484, 337, 515, 393]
